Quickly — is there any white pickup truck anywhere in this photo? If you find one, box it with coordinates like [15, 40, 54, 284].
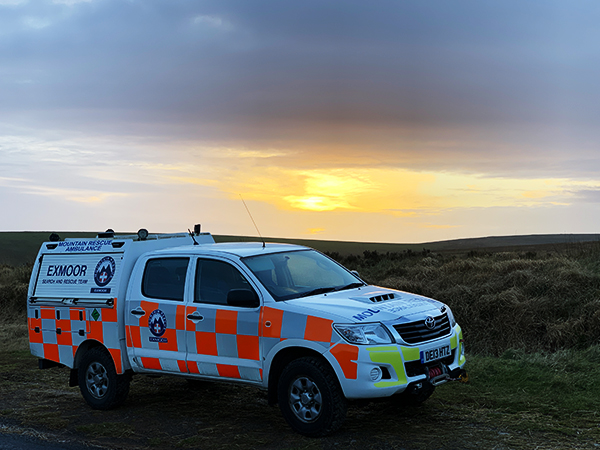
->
[27, 227, 466, 436]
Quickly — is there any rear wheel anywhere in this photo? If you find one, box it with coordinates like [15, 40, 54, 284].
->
[278, 357, 347, 436]
[78, 347, 130, 410]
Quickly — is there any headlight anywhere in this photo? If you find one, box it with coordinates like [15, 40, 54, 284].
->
[333, 323, 394, 345]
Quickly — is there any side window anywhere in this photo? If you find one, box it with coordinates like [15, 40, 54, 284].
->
[142, 258, 189, 301]
[195, 259, 255, 305]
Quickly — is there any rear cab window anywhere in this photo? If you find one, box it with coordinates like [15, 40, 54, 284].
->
[142, 258, 190, 301]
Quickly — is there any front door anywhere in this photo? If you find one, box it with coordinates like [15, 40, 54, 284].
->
[185, 258, 262, 382]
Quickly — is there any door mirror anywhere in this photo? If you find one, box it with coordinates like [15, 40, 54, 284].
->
[227, 289, 260, 308]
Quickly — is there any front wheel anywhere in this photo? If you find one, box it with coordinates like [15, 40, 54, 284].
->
[278, 357, 347, 436]
[78, 347, 130, 410]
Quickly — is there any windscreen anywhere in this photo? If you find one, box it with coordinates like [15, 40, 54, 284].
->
[242, 250, 363, 301]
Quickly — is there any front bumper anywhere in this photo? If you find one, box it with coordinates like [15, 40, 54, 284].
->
[334, 325, 466, 400]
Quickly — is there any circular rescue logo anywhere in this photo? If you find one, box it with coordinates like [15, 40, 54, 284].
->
[94, 256, 116, 287]
[148, 309, 167, 337]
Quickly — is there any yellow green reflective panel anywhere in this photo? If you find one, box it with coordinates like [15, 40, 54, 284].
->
[366, 346, 408, 387]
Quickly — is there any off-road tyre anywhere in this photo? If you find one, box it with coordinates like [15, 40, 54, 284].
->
[78, 346, 130, 410]
[278, 356, 347, 437]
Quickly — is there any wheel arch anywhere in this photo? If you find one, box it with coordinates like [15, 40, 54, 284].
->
[73, 339, 107, 369]
[75, 343, 131, 410]
[267, 346, 335, 406]
[69, 339, 109, 387]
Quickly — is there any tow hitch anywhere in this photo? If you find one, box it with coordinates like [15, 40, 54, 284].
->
[457, 369, 469, 383]
[449, 367, 469, 383]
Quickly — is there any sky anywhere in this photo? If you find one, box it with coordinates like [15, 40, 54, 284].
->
[1, 0, 600, 243]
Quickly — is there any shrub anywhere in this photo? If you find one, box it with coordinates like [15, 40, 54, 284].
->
[4, 249, 600, 356]
[333, 251, 600, 356]
[0, 264, 31, 322]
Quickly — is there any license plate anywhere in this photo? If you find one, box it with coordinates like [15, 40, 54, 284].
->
[420, 345, 451, 363]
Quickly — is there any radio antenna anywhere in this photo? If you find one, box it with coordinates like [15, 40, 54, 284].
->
[188, 229, 199, 245]
[240, 194, 265, 248]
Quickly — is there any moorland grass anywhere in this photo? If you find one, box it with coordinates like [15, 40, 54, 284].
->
[0, 264, 30, 323]
[330, 247, 600, 356]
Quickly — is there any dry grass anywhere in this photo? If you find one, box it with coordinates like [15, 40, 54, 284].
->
[0, 264, 30, 323]
[0, 322, 29, 352]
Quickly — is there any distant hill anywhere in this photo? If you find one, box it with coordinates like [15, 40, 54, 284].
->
[422, 234, 600, 251]
[215, 233, 600, 256]
[0, 232, 97, 266]
[2, 231, 598, 266]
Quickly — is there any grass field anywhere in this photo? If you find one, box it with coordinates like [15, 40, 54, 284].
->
[1, 232, 600, 448]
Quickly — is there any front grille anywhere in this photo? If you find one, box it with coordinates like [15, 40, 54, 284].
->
[393, 313, 451, 344]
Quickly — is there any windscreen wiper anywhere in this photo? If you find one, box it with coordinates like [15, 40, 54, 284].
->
[297, 283, 365, 299]
[297, 287, 337, 298]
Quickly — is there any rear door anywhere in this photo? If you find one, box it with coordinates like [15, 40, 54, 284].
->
[126, 257, 190, 373]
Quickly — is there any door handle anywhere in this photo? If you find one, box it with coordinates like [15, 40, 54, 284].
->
[130, 307, 146, 316]
[187, 312, 204, 321]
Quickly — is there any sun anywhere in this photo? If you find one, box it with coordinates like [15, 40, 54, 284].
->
[283, 195, 352, 211]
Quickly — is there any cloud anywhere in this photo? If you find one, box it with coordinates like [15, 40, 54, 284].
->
[52, 0, 92, 5]
[211, 157, 600, 217]
[0, 169, 129, 204]
[25, 185, 128, 203]
[575, 189, 600, 203]
[3, 128, 598, 224]
[22, 16, 52, 29]
[2, 0, 600, 241]
[2, 0, 599, 170]
[423, 224, 460, 230]
[192, 14, 232, 30]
